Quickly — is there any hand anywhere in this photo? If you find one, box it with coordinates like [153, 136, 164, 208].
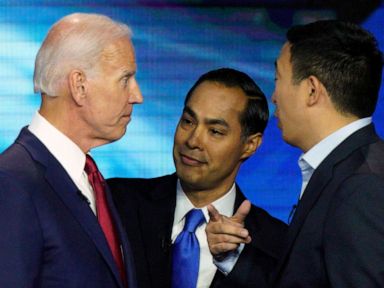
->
[206, 200, 252, 257]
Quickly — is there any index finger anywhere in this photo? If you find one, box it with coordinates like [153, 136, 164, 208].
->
[232, 200, 251, 224]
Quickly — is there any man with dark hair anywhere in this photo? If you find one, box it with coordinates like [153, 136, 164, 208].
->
[206, 20, 384, 287]
[109, 68, 287, 288]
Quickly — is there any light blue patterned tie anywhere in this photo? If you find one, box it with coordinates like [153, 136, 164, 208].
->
[171, 209, 205, 288]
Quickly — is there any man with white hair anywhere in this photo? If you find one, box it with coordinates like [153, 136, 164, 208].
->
[0, 13, 142, 288]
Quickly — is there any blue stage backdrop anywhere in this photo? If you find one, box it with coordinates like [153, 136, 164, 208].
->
[0, 1, 383, 222]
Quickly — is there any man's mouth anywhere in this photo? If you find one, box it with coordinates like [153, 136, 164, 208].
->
[179, 153, 207, 166]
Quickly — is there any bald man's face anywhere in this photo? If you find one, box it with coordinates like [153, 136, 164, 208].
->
[82, 37, 143, 144]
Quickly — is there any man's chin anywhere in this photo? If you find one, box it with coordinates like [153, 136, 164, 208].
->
[96, 128, 127, 147]
[177, 173, 206, 190]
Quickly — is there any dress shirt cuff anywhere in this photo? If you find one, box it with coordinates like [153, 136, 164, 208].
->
[212, 243, 244, 275]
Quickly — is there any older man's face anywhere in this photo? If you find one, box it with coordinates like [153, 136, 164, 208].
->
[84, 37, 143, 144]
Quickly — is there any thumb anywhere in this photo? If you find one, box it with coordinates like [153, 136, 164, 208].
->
[207, 204, 221, 222]
[232, 200, 251, 224]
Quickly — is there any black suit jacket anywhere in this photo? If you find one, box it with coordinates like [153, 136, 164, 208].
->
[273, 124, 384, 288]
[109, 174, 287, 288]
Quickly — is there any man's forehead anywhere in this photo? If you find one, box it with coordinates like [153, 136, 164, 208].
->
[185, 87, 245, 121]
[98, 38, 136, 72]
[100, 37, 135, 62]
[281, 42, 292, 60]
[183, 105, 231, 128]
[276, 42, 292, 68]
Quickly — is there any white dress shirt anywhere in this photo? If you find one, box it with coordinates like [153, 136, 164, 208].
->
[172, 180, 237, 288]
[28, 111, 96, 214]
[298, 117, 372, 198]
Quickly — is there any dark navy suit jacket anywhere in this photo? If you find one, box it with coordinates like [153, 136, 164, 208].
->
[0, 128, 137, 288]
[273, 124, 384, 287]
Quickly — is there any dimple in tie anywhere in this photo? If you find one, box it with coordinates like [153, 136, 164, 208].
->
[84, 155, 126, 286]
[171, 209, 205, 288]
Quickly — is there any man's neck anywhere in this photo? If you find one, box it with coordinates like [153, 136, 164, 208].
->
[300, 114, 359, 152]
[181, 181, 235, 208]
[39, 97, 106, 153]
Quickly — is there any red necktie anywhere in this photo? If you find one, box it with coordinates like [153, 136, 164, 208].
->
[84, 155, 127, 286]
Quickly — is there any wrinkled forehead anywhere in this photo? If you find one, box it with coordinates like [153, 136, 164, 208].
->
[100, 37, 135, 63]
[98, 37, 136, 72]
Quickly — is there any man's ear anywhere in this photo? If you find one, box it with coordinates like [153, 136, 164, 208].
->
[306, 75, 323, 107]
[68, 69, 88, 106]
[241, 133, 263, 160]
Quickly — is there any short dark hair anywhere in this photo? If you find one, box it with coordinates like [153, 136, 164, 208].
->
[184, 68, 269, 139]
[287, 20, 383, 118]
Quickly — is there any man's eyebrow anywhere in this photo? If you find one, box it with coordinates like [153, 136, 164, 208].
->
[274, 60, 281, 77]
[205, 118, 229, 128]
[183, 105, 229, 128]
[120, 70, 136, 79]
[183, 106, 197, 118]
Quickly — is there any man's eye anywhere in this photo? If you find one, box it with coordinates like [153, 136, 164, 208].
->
[182, 118, 190, 124]
[210, 129, 224, 136]
[180, 117, 194, 127]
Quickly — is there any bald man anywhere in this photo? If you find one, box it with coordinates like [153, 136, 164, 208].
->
[0, 13, 142, 288]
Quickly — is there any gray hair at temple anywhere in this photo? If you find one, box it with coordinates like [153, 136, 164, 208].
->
[33, 13, 132, 96]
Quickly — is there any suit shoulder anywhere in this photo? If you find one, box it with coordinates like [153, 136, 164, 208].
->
[359, 140, 384, 176]
[108, 173, 177, 203]
[248, 204, 288, 233]
[108, 174, 176, 191]
[0, 142, 33, 172]
[245, 204, 287, 258]
[0, 143, 42, 187]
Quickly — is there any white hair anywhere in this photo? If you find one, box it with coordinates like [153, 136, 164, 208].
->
[33, 13, 132, 96]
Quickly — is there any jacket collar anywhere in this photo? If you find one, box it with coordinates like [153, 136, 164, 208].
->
[16, 127, 127, 288]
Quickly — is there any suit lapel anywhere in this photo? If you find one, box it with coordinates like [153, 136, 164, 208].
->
[138, 174, 177, 287]
[274, 124, 380, 281]
[17, 128, 124, 288]
[105, 184, 137, 287]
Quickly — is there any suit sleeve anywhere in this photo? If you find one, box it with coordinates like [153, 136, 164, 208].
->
[212, 209, 287, 288]
[217, 243, 274, 288]
[324, 174, 384, 288]
[0, 173, 43, 287]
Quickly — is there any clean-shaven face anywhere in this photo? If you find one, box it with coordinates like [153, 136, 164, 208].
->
[84, 37, 143, 143]
[173, 81, 249, 193]
[272, 42, 308, 148]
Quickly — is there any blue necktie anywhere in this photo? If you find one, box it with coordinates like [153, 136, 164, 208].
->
[172, 209, 205, 288]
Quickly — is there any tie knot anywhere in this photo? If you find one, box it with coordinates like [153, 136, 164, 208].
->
[85, 154, 98, 175]
[183, 209, 205, 232]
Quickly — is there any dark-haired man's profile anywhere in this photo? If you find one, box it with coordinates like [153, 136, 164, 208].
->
[206, 20, 384, 288]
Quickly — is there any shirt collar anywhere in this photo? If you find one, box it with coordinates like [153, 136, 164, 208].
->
[174, 179, 237, 225]
[300, 117, 372, 170]
[28, 111, 86, 185]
